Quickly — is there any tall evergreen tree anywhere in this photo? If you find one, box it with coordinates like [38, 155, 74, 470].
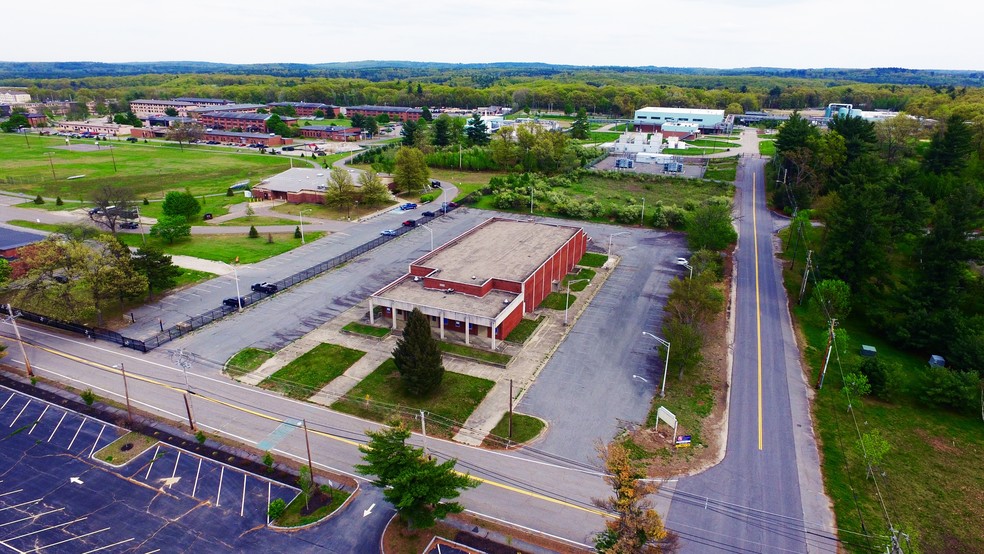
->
[570, 108, 590, 140]
[393, 308, 445, 396]
[828, 114, 877, 164]
[466, 114, 490, 146]
[923, 114, 973, 175]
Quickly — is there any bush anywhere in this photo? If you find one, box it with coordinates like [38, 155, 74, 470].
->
[33, 194, 44, 204]
[80, 388, 96, 406]
[663, 205, 687, 228]
[294, 226, 301, 239]
[263, 451, 275, 471]
[248, 225, 259, 239]
[918, 365, 980, 413]
[56, 196, 64, 206]
[142, 197, 149, 205]
[195, 430, 206, 444]
[268, 498, 286, 520]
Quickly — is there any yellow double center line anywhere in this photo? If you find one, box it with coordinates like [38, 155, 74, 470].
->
[27, 342, 609, 517]
[752, 172, 763, 451]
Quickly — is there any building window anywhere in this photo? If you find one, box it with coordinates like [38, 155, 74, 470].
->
[694, 118, 703, 122]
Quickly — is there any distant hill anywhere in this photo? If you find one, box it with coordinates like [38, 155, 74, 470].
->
[0, 61, 981, 87]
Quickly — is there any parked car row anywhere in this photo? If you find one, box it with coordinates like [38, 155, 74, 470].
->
[251, 282, 278, 294]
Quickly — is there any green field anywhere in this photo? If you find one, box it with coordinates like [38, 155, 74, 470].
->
[704, 157, 739, 182]
[260, 343, 366, 399]
[115, 232, 324, 263]
[342, 322, 391, 338]
[0, 134, 291, 202]
[686, 139, 740, 148]
[484, 413, 546, 446]
[225, 347, 275, 377]
[759, 139, 777, 156]
[331, 359, 495, 438]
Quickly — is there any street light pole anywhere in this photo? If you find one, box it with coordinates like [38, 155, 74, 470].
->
[640, 197, 646, 226]
[6, 304, 33, 377]
[19, 126, 29, 148]
[564, 278, 590, 325]
[108, 145, 117, 172]
[45, 152, 56, 180]
[299, 209, 310, 244]
[114, 363, 134, 423]
[642, 331, 671, 397]
[608, 231, 630, 257]
[420, 224, 434, 251]
[135, 206, 145, 245]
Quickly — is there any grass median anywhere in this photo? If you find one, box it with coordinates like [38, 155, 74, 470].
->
[260, 343, 366, 399]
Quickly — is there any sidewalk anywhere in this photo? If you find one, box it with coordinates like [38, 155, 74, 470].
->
[237, 255, 618, 446]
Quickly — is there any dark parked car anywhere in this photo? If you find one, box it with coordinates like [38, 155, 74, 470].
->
[119, 221, 139, 229]
[400, 203, 418, 211]
[422, 211, 436, 217]
[430, 180, 442, 188]
[441, 201, 459, 210]
[251, 282, 278, 294]
[223, 297, 249, 308]
[282, 146, 295, 151]
[203, 213, 213, 220]
[126, 137, 138, 143]
[402, 219, 417, 227]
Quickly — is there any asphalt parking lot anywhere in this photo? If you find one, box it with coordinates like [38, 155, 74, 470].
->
[0, 386, 301, 553]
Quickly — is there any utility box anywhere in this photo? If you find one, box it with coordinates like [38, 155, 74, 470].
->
[928, 355, 946, 367]
[860, 345, 877, 357]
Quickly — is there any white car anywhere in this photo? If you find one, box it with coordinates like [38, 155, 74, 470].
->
[675, 257, 690, 266]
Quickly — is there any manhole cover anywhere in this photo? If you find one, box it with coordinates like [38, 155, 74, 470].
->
[121, 443, 134, 451]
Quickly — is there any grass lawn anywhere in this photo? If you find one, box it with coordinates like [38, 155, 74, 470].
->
[563, 268, 596, 290]
[672, 147, 729, 156]
[572, 172, 733, 214]
[540, 292, 574, 310]
[483, 413, 546, 447]
[704, 157, 739, 182]
[342, 322, 391, 338]
[273, 489, 350, 527]
[777, 227, 984, 553]
[115, 232, 324, 264]
[578, 252, 609, 267]
[260, 343, 366, 399]
[93, 432, 158, 465]
[438, 341, 511, 365]
[576, 131, 622, 143]
[687, 139, 740, 148]
[0, 133, 291, 201]
[225, 347, 275, 377]
[269, 200, 394, 221]
[759, 139, 777, 156]
[218, 216, 300, 226]
[331, 359, 495, 438]
[504, 316, 544, 344]
[171, 268, 215, 288]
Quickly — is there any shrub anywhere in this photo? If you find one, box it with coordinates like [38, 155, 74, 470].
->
[195, 430, 206, 444]
[918, 365, 980, 413]
[663, 205, 687, 228]
[294, 226, 301, 239]
[33, 194, 44, 204]
[263, 451, 275, 471]
[268, 498, 286, 520]
[248, 225, 259, 239]
[142, 197, 149, 205]
[226, 188, 234, 196]
[80, 388, 96, 406]
[56, 196, 64, 206]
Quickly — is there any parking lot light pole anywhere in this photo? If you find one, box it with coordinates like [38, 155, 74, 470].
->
[135, 206, 146, 245]
[113, 363, 134, 423]
[45, 152, 56, 180]
[642, 331, 671, 397]
[564, 279, 590, 326]
[608, 231, 630, 257]
[5, 304, 33, 377]
[299, 209, 311, 244]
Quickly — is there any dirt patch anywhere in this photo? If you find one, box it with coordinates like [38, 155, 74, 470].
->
[914, 429, 962, 456]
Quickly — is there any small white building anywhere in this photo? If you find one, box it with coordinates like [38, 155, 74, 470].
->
[610, 132, 663, 155]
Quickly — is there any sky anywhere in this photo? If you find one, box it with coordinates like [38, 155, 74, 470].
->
[3, 0, 979, 70]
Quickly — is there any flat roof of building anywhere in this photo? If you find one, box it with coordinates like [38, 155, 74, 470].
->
[347, 105, 422, 113]
[381, 276, 518, 319]
[636, 106, 725, 115]
[174, 97, 232, 103]
[303, 125, 357, 132]
[131, 99, 195, 106]
[204, 130, 280, 140]
[0, 225, 47, 251]
[415, 219, 580, 284]
[254, 167, 346, 193]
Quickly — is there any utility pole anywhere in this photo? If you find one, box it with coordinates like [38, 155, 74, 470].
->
[5, 304, 33, 377]
[798, 250, 812, 305]
[508, 379, 513, 442]
[419, 410, 429, 458]
[816, 318, 837, 389]
[302, 419, 315, 481]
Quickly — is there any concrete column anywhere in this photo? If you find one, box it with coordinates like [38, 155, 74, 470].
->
[439, 311, 445, 339]
[464, 315, 470, 346]
[491, 321, 496, 350]
[391, 309, 397, 330]
[368, 298, 374, 325]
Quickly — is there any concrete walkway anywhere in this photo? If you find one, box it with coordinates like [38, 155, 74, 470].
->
[237, 255, 617, 446]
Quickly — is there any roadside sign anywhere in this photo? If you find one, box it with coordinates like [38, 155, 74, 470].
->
[675, 435, 692, 448]
[655, 406, 678, 440]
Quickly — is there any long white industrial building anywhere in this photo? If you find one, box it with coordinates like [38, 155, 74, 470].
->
[633, 106, 728, 134]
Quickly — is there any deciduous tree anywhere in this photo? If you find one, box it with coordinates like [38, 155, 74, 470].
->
[393, 147, 429, 195]
[89, 185, 136, 233]
[685, 202, 737, 251]
[358, 170, 391, 207]
[165, 122, 204, 149]
[150, 215, 191, 244]
[325, 167, 357, 217]
[161, 191, 201, 221]
[131, 246, 182, 300]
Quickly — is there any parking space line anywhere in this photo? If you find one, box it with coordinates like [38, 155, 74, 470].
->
[8, 399, 29, 427]
[0, 392, 13, 411]
[47, 412, 66, 443]
[145, 445, 161, 480]
[66, 418, 86, 451]
[240, 474, 246, 517]
[266, 482, 271, 525]
[170, 451, 181, 483]
[35, 527, 111, 551]
[216, 467, 224, 507]
[0, 489, 23, 498]
[81, 538, 135, 554]
[28, 405, 48, 434]
[2, 516, 88, 541]
[0, 508, 64, 528]
[0, 498, 41, 512]
[192, 458, 202, 497]
[88, 425, 107, 458]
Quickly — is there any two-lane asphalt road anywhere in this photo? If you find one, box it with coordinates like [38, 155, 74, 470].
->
[665, 156, 836, 553]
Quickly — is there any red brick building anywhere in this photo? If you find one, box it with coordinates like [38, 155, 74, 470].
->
[370, 218, 589, 348]
[197, 112, 297, 133]
[345, 105, 423, 122]
[299, 125, 361, 141]
[267, 102, 341, 118]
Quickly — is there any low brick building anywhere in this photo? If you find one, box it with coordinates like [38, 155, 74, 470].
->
[345, 105, 423, 122]
[198, 111, 296, 133]
[370, 218, 589, 348]
[299, 125, 361, 141]
[267, 102, 342, 118]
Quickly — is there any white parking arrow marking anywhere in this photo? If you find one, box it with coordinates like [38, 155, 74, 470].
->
[69, 477, 84, 485]
[363, 503, 375, 517]
[632, 375, 649, 383]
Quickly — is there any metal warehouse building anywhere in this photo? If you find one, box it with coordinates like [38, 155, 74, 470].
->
[633, 106, 728, 134]
[369, 218, 589, 349]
